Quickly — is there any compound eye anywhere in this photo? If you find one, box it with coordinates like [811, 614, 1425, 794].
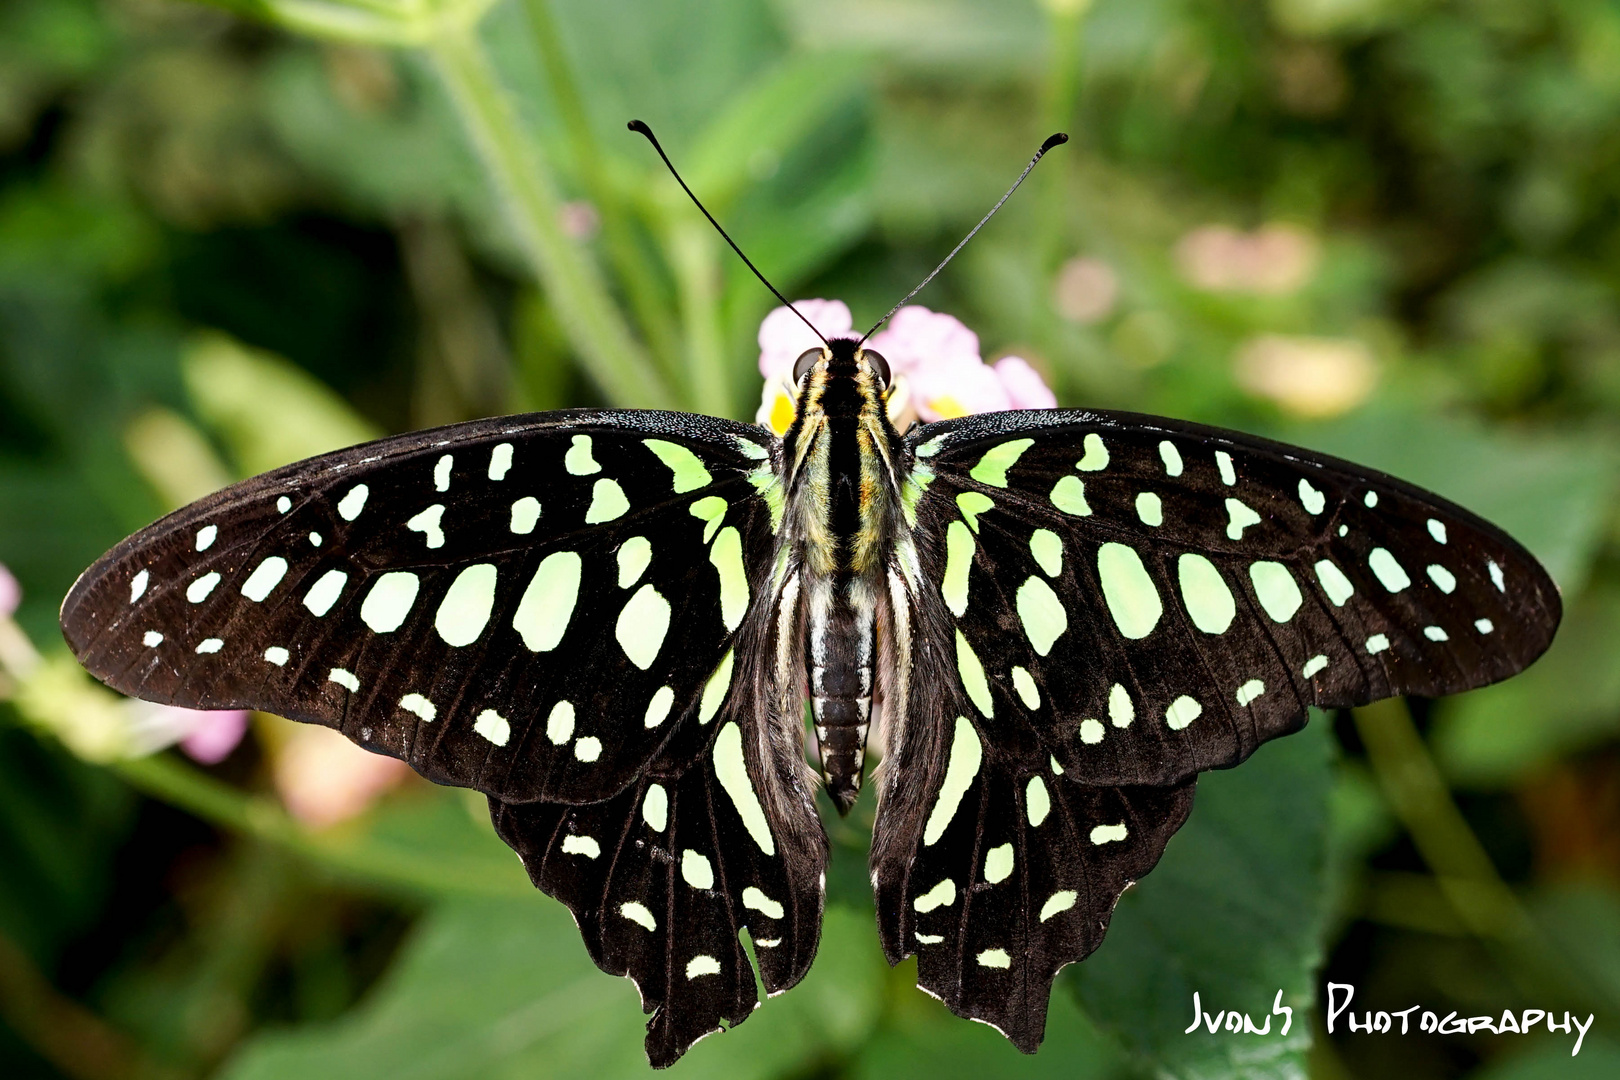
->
[793, 348, 822, 385]
[863, 349, 891, 387]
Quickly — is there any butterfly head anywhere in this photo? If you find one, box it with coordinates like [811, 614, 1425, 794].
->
[789, 338, 892, 418]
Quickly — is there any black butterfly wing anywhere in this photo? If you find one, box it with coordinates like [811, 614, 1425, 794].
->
[870, 556, 1194, 1049]
[869, 406, 1559, 1046]
[63, 408, 831, 1065]
[489, 569, 827, 1067]
[61, 409, 781, 804]
[904, 407, 1559, 788]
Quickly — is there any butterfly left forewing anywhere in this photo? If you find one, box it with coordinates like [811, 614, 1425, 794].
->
[61, 410, 778, 803]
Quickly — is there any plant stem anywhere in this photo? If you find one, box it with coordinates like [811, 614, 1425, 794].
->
[427, 25, 675, 409]
[667, 220, 731, 417]
[1036, 0, 1089, 273]
[1353, 698, 1620, 1012]
[1353, 699, 1531, 940]
[521, 0, 683, 385]
[111, 755, 531, 900]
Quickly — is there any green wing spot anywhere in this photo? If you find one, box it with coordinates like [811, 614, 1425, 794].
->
[1050, 475, 1091, 516]
[901, 465, 934, 527]
[699, 649, 735, 724]
[643, 439, 713, 493]
[1098, 542, 1162, 639]
[1077, 433, 1109, 471]
[1177, 553, 1235, 634]
[955, 629, 994, 717]
[923, 717, 983, 845]
[1015, 576, 1067, 656]
[1029, 529, 1063, 577]
[585, 478, 629, 523]
[689, 495, 727, 542]
[1249, 561, 1303, 623]
[747, 465, 784, 530]
[564, 434, 600, 475]
[941, 520, 975, 617]
[969, 438, 1034, 488]
[712, 723, 775, 855]
[709, 526, 750, 632]
[956, 491, 996, 533]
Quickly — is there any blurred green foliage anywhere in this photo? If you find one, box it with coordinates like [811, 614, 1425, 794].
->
[3, 0, 1620, 1078]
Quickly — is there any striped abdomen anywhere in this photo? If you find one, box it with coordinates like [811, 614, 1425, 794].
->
[807, 573, 876, 813]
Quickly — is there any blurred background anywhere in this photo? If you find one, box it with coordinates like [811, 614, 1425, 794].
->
[2, 0, 1620, 1077]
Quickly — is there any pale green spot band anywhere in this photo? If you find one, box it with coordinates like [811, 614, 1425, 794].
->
[710, 526, 749, 632]
[955, 630, 994, 717]
[923, 718, 983, 845]
[1177, 553, 1234, 634]
[941, 520, 974, 617]
[713, 723, 775, 855]
[643, 438, 713, 493]
[1098, 542, 1162, 639]
[699, 650, 735, 724]
[956, 491, 995, 532]
[969, 438, 1034, 487]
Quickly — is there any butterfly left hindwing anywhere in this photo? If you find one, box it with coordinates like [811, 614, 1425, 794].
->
[60, 409, 829, 1064]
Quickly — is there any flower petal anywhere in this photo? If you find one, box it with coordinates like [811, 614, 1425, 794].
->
[758, 299, 852, 378]
[993, 356, 1056, 409]
[180, 709, 250, 765]
[913, 354, 1010, 421]
[867, 305, 981, 377]
[0, 563, 19, 617]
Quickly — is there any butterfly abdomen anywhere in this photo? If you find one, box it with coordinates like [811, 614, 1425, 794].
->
[807, 572, 877, 812]
[782, 340, 908, 813]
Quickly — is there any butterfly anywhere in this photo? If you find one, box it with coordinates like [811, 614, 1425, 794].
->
[58, 128, 1561, 1068]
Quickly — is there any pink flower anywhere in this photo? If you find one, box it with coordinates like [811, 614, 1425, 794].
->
[994, 356, 1058, 409]
[754, 301, 1056, 431]
[274, 725, 410, 828]
[122, 701, 249, 762]
[758, 299, 853, 379]
[0, 563, 19, 618]
[909, 352, 1011, 420]
[180, 709, 250, 765]
[866, 305, 981, 379]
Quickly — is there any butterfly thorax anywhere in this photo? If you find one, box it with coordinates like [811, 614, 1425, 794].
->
[781, 338, 906, 813]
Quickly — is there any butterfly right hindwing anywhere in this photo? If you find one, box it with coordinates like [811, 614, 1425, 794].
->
[871, 543, 1195, 1049]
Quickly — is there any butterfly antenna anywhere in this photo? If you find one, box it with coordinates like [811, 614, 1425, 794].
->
[860, 132, 1068, 344]
[629, 120, 829, 348]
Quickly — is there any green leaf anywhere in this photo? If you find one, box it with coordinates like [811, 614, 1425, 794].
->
[1432, 584, 1620, 786]
[1469, 1037, 1620, 1080]
[260, 47, 509, 261]
[1066, 714, 1334, 1080]
[220, 900, 887, 1079]
[1271, 409, 1618, 594]
[181, 333, 382, 476]
[853, 963, 1126, 1080]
